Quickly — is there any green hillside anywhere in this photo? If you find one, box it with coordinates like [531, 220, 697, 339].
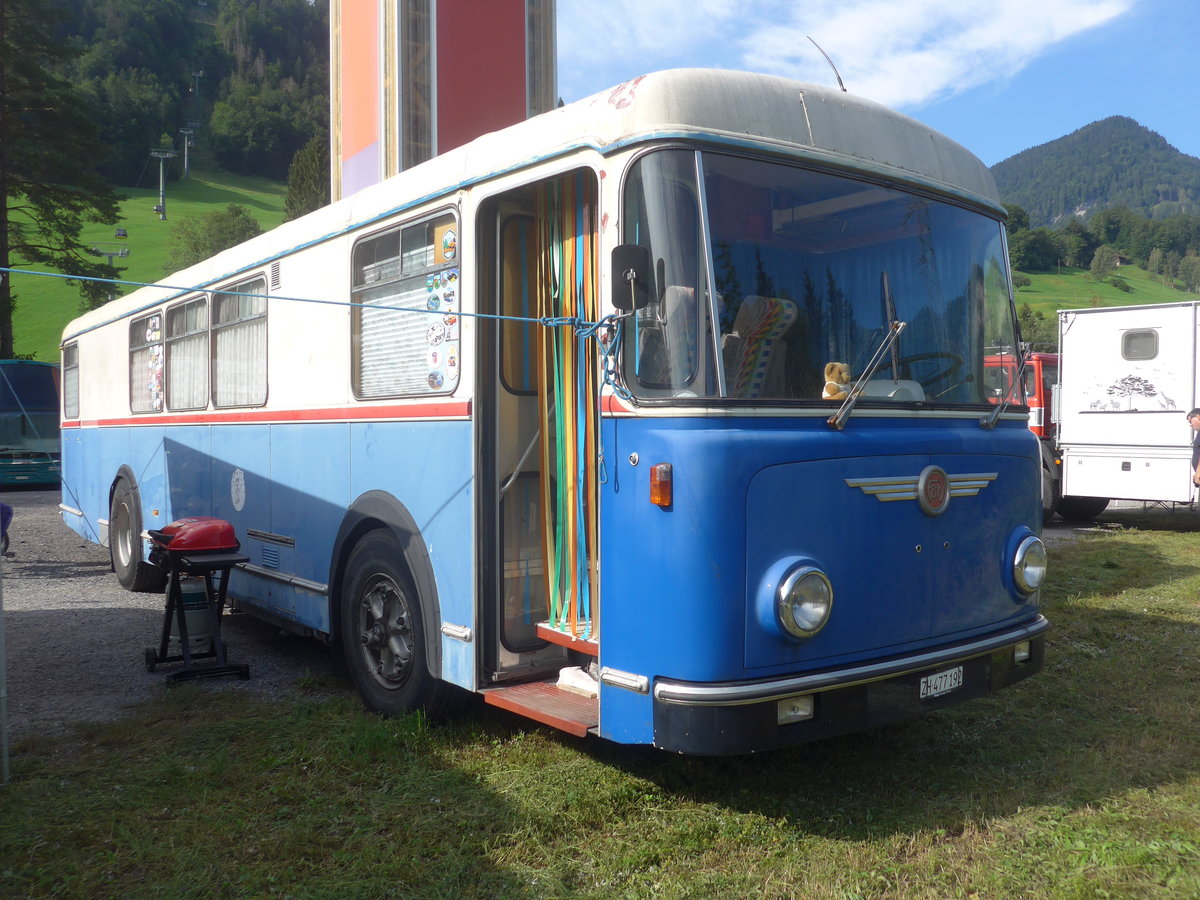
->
[1014, 262, 1199, 320]
[12, 165, 286, 362]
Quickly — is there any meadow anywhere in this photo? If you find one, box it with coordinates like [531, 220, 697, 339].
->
[1014, 262, 1194, 320]
[10, 165, 286, 363]
[1, 507, 1198, 898]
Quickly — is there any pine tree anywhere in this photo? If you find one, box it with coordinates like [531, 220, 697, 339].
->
[0, 0, 122, 357]
[283, 135, 331, 222]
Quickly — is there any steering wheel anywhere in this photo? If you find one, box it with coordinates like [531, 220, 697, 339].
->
[894, 352, 963, 389]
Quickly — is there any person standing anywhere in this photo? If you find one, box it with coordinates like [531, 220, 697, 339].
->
[1188, 408, 1200, 486]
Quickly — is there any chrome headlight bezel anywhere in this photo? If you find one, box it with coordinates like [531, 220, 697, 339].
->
[1012, 534, 1047, 595]
[776, 566, 834, 639]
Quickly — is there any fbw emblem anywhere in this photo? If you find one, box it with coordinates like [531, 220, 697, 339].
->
[917, 465, 950, 516]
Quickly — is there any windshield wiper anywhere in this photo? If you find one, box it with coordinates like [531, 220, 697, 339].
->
[827, 320, 907, 430]
[980, 350, 1028, 429]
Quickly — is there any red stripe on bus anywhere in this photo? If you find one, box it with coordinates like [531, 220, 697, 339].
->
[64, 399, 472, 428]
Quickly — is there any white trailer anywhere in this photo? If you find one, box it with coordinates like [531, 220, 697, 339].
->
[1056, 301, 1199, 512]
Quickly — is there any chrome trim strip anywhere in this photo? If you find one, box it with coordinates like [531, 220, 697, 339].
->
[600, 667, 650, 694]
[236, 562, 328, 595]
[603, 402, 1033, 421]
[441, 623, 473, 642]
[844, 475, 918, 501]
[245, 528, 296, 547]
[59, 503, 84, 517]
[653, 617, 1048, 706]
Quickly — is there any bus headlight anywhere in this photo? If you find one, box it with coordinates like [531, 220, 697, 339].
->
[777, 566, 833, 639]
[1012, 534, 1047, 595]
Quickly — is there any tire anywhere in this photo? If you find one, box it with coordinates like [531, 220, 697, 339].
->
[110, 478, 166, 592]
[339, 530, 462, 719]
[1056, 495, 1110, 522]
[1042, 468, 1061, 526]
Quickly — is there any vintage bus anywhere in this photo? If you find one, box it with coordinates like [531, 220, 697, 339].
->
[59, 69, 1047, 754]
[0, 359, 61, 486]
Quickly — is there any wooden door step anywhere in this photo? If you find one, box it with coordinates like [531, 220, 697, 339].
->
[536, 622, 598, 657]
[482, 679, 598, 737]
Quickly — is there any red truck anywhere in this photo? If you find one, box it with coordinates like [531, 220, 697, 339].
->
[985, 350, 1109, 522]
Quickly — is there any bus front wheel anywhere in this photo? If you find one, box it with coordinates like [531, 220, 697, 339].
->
[110, 479, 165, 592]
[339, 531, 460, 719]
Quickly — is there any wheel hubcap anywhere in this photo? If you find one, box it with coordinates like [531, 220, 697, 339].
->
[114, 503, 132, 568]
[357, 574, 414, 688]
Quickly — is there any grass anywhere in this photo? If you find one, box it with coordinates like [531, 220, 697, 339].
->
[10, 163, 286, 363]
[1014, 263, 1197, 320]
[3, 508, 1200, 898]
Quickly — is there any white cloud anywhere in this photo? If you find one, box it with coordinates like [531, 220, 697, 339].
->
[557, 0, 1135, 109]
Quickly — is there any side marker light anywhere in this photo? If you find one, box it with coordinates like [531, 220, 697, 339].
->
[649, 463, 672, 508]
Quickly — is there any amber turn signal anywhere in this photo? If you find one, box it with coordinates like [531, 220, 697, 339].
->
[649, 463, 672, 508]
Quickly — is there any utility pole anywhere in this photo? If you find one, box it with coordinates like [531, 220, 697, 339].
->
[191, 69, 204, 120]
[150, 149, 177, 220]
[179, 128, 194, 177]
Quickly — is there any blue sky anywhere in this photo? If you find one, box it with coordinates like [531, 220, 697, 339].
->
[556, 0, 1198, 167]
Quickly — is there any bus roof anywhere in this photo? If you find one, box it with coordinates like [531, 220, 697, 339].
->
[63, 68, 1001, 343]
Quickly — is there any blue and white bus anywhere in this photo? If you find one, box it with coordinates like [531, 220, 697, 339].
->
[0, 359, 61, 486]
[59, 70, 1047, 754]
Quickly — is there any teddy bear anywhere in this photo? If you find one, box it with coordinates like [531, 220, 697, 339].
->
[822, 361, 851, 400]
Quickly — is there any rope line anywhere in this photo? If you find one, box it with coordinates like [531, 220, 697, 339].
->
[0, 265, 616, 336]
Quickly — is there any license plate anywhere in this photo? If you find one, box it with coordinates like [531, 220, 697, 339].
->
[919, 665, 964, 699]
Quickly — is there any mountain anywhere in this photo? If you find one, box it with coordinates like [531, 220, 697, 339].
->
[991, 117, 1200, 227]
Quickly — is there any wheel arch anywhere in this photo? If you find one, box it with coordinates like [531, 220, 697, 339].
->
[109, 464, 142, 531]
[329, 490, 444, 679]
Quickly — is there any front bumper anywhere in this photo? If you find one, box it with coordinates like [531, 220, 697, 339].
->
[652, 616, 1048, 754]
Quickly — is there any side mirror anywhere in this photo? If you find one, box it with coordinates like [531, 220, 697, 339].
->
[611, 244, 652, 311]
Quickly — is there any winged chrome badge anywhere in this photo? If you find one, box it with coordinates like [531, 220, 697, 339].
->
[844, 467, 997, 516]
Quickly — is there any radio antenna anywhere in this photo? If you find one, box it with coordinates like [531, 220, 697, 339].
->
[807, 36, 847, 92]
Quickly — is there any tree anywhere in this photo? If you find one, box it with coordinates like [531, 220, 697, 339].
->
[1008, 227, 1059, 271]
[1002, 202, 1030, 236]
[0, 0, 122, 357]
[1106, 374, 1158, 410]
[283, 135, 330, 222]
[1089, 245, 1120, 281]
[1017, 303, 1056, 352]
[1056, 218, 1098, 268]
[1180, 254, 1200, 293]
[165, 204, 263, 273]
[1148, 246, 1164, 276]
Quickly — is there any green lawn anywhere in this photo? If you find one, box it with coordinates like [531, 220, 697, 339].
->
[10, 164, 285, 363]
[2, 509, 1200, 898]
[1014, 262, 1197, 320]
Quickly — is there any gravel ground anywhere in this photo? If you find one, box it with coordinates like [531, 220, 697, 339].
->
[1, 488, 335, 744]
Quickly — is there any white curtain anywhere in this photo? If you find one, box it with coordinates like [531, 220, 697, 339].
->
[214, 317, 267, 407]
[167, 333, 209, 409]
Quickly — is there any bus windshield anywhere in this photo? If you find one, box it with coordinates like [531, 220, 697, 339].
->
[621, 149, 1018, 405]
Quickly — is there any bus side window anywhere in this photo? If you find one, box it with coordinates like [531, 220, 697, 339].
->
[213, 278, 267, 408]
[62, 344, 80, 419]
[129, 312, 164, 413]
[166, 297, 209, 411]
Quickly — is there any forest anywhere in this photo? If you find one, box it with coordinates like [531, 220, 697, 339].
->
[55, 0, 329, 185]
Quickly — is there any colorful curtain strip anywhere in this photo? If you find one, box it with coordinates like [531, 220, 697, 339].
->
[536, 174, 599, 640]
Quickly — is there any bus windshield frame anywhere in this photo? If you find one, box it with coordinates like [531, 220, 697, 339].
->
[619, 148, 1019, 407]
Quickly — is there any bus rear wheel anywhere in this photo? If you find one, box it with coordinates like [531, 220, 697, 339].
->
[110, 478, 165, 592]
[339, 531, 461, 719]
